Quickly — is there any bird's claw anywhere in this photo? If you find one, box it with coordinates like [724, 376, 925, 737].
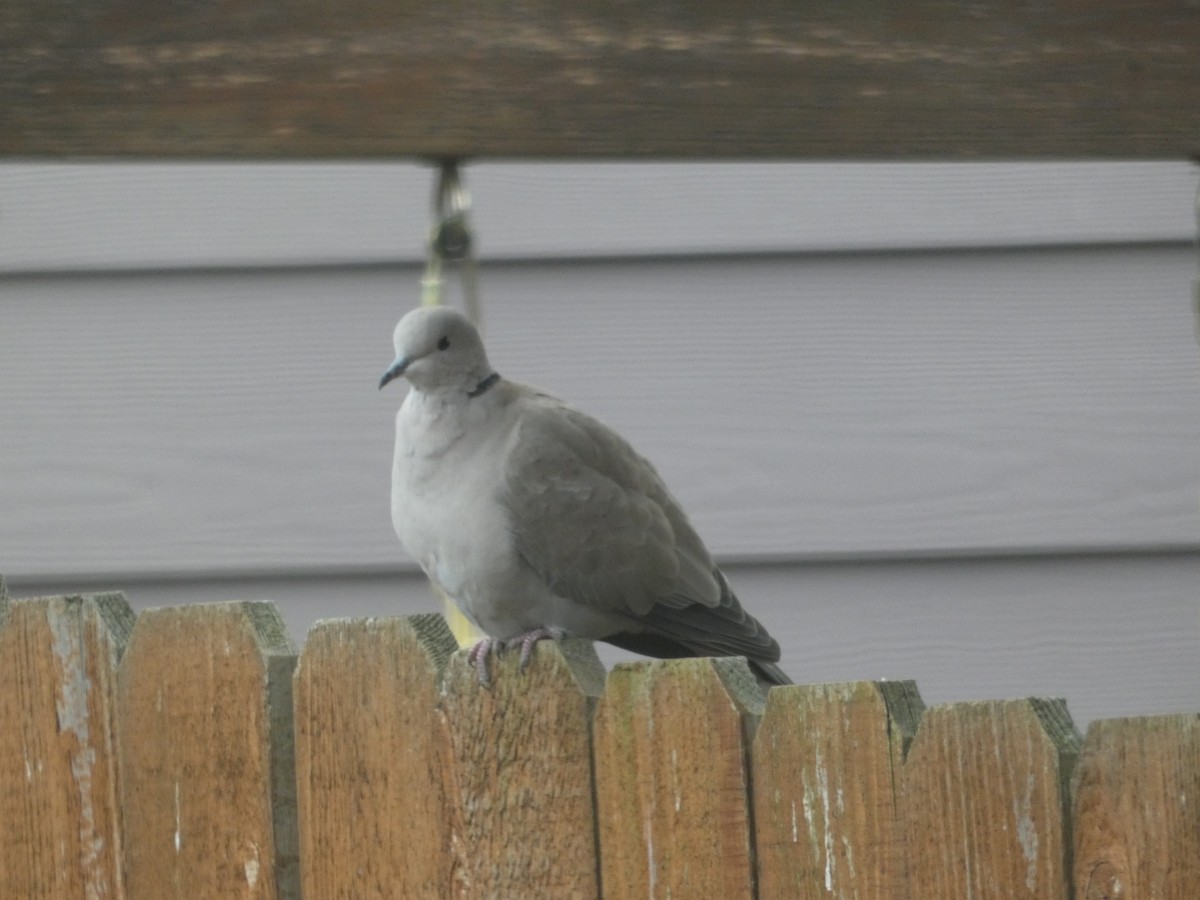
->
[506, 626, 567, 670]
[467, 638, 499, 686]
[468, 628, 566, 685]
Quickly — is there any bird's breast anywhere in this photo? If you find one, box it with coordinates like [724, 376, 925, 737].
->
[391, 397, 520, 597]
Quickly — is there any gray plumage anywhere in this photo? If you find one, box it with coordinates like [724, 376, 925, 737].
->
[381, 306, 790, 685]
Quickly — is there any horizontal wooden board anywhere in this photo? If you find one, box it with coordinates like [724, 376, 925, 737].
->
[3, 2, 1200, 158]
[5, 552, 1198, 729]
[2, 246, 1197, 579]
[0, 162, 1195, 273]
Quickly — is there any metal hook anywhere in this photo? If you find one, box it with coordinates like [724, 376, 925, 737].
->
[433, 160, 471, 259]
[422, 159, 482, 328]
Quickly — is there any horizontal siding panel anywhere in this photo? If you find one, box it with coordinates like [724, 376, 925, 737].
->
[5, 552, 1198, 729]
[0, 162, 1195, 273]
[3, 246, 1197, 578]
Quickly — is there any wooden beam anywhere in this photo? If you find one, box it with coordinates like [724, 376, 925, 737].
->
[3, 2, 1199, 159]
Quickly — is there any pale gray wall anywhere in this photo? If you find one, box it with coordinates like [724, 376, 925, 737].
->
[3, 162, 1198, 727]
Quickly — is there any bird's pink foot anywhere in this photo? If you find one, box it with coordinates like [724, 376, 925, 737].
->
[505, 626, 567, 670]
[466, 637, 501, 686]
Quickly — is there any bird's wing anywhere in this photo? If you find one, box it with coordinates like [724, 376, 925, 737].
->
[499, 393, 723, 617]
[500, 391, 784, 672]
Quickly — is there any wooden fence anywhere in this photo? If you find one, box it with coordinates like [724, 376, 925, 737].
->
[1, 589, 1197, 899]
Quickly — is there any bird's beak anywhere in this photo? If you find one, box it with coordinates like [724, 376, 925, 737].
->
[379, 356, 408, 390]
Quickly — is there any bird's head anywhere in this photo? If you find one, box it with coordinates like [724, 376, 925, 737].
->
[379, 305, 493, 395]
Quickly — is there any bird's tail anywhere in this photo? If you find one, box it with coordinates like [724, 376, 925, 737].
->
[750, 658, 793, 687]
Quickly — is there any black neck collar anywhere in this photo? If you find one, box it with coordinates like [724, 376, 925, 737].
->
[468, 372, 501, 398]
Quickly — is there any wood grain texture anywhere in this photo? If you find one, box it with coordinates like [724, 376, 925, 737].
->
[2, 162, 1195, 274]
[592, 657, 764, 900]
[1072, 715, 1200, 899]
[117, 601, 299, 899]
[4, 247, 1197, 579]
[904, 699, 1081, 900]
[293, 614, 458, 899]
[3, 2, 1199, 158]
[752, 680, 924, 900]
[0, 593, 134, 900]
[437, 639, 605, 898]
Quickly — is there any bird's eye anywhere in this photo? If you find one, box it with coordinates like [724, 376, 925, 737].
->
[437, 336, 450, 351]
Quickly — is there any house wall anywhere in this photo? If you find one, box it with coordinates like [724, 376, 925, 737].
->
[2, 161, 1198, 726]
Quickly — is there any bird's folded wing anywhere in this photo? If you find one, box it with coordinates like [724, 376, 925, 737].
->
[500, 396, 721, 616]
[629, 570, 783, 662]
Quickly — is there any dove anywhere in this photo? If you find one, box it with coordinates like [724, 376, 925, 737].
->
[380, 305, 791, 686]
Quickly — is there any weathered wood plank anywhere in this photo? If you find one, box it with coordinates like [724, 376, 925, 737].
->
[1072, 714, 1200, 899]
[3, 2, 1199, 158]
[293, 615, 458, 899]
[437, 640, 605, 898]
[0, 593, 134, 900]
[752, 680, 924, 900]
[903, 699, 1081, 899]
[117, 601, 298, 899]
[593, 657, 764, 899]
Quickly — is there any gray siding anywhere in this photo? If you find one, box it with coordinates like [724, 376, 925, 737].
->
[2, 162, 1198, 725]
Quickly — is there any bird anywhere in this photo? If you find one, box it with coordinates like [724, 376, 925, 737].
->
[380, 305, 791, 686]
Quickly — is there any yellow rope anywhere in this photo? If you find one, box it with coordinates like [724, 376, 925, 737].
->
[419, 161, 482, 648]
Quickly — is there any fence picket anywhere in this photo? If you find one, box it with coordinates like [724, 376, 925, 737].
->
[438, 639, 606, 898]
[1072, 714, 1200, 899]
[0, 593, 134, 900]
[293, 614, 458, 899]
[117, 601, 298, 899]
[593, 657, 764, 900]
[904, 698, 1080, 899]
[753, 679, 924, 900]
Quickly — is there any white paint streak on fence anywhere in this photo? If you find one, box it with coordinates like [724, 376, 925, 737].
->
[174, 780, 183, 853]
[49, 605, 109, 899]
[244, 842, 260, 888]
[1014, 772, 1039, 892]
[803, 743, 836, 892]
[671, 748, 682, 813]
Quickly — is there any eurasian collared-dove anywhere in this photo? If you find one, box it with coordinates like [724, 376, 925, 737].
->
[380, 306, 791, 685]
